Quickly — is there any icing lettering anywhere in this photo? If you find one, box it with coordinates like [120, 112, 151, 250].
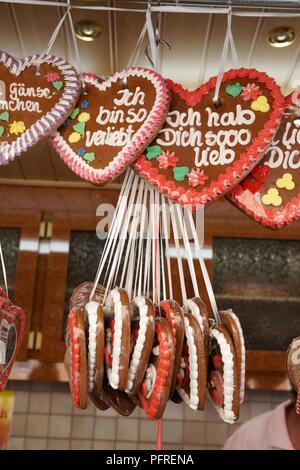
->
[264, 122, 300, 169]
[156, 104, 256, 167]
[0, 82, 52, 114]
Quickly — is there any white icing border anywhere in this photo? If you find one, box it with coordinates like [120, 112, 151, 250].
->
[104, 288, 123, 390]
[210, 328, 235, 424]
[85, 301, 99, 393]
[126, 295, 153, 393]
[176, 316, 199, 410]
[184, 299, 205, 334]
[226, 309, 246, 404]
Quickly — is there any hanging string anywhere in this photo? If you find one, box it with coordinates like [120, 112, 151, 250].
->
[0, 243, 8, 296]
[8, 3, 27, 57]
[213, 5, 239, 105]
[146, 4, 159, 73]
[127, 19, 148, 68]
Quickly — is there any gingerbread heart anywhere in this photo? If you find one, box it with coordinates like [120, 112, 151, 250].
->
[0, 51, 80, 164]
[0, 295, 25, 391]
[229, 94, 300, 228]
[139, 317, 175, 419]
[104, 288, 131, 391]
[85, 301, 105, 397]
[286, 336, 300, 415]
[126, 296, 155, 396]
[134, 69, 284, 207]
[50, 69, 171, 184]
[220, 309, 245, 403]
[176, 313, 207, 411]
[64, 308, 88, 409]
[160, 299, 185, 395]
[208, 324, 240, 423]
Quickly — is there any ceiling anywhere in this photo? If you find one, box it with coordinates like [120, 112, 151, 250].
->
[1, 0, 300, 186]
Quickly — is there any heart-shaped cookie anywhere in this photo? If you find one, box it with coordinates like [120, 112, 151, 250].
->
[50, 69, 171, 184]
[286, 336, 300, 415]
[0, 295, 25, 391]
[229, 93, 300, 229]
[134, 69, 284, 207]
[0, 50, 80, 164]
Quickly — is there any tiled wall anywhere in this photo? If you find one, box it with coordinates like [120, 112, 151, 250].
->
[7, 380, 290, 450]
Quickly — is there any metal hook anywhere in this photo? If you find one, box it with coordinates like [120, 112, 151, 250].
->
[144, 1, 171, 68]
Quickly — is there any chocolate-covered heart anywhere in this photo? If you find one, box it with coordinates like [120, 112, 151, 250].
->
[134, 69, 284, 207]
[50, 69, 170, 185]
[229, 94, 300, 229]
[0, 298, 25, 391]
[0, 50, 80, 164]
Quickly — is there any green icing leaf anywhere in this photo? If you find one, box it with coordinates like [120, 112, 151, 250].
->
[146, 145, 162, 160]
[73, 121, 86, 137]
[0, 112, 9, 122]
[225, 83, 242, 98]
[84, 152, 96, 162]
[53, 81, 64, 91]
[70, 108, 80, 119]
[0, 126, 4, 137]
[173, 166, 189, 182]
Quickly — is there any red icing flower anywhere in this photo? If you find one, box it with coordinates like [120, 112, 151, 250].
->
[187, 168, 208, 187]
[45, 71, 60, 83]
[157, 151, 179, 169]
[241, 83, 262, 101]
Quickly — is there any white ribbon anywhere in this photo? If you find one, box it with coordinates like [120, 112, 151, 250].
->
[146, 6, 159, 73]
[213, 6, 239, 104]
[0, 243, 8, 296]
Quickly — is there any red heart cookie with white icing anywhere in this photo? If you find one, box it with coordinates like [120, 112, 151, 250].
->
[139, 317, 175, 419]
[0, 51, 80, 164]
[50, 69, 170, 185]
[220, 309, 245, 403]
[184, 297, 210, 371]
[0, 294, 25, 391]
[85, 301, 105, 397]
[126, 296, 155, 396]
[208, 324, 240, 423]
[176, 313, 207, 411]
[160, 299, 185, 395]
[64, 308, 88, 409]
[104, 288, 131, 391]
[229, 93, 300, 228]
[134, 69, 284, 207]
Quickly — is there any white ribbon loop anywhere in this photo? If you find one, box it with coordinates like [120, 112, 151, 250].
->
[0, 242, 8, 296]
[213, 6, 239, 104]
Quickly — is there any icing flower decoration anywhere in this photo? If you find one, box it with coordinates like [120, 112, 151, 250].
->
[45, 71, 60, 83]
[68, 132, 81, 143]
[262, 188, 282, 207]
[157, 151, 179, 169]
[78, 112, 91, 123]
[251, 96, 270, 113]
[81, 100, 89, 109]
[276, 173, 295, 191]
[187, 168, 208, 187]
[77, 147, 86, 157]
[9, 121, 26, 135]
[241, 83, 262, 101]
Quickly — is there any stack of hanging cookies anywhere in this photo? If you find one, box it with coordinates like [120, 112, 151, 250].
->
[65, 281, 245, 424]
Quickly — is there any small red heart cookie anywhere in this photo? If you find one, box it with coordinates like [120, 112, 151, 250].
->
[0, 51, 80, 164]
[50, 69, 171, 184]
[139, 317, 175, 419]
[160, 299, 185, 395]
[230, 94, 300, 228]
[286, 336, 300, 414]
[134, 69, 284, 207]
[126, 296, 155, 396]
[219, 309, 245, 403]
[104, 288, 131, 391]
[0, 295, 25, 391]
[176, 313, 207, 411]
[64, 308, 88, 409]
[184, 297, 210, 371]
[208, 324, 240, 423]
